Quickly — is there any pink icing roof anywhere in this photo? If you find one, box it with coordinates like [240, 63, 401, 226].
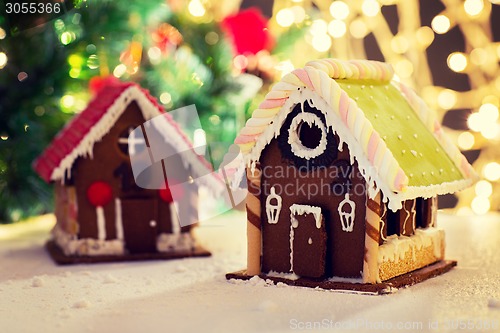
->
[33, 81, 218, 184]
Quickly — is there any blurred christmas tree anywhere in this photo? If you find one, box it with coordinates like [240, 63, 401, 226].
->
[0, 0, 301, 223]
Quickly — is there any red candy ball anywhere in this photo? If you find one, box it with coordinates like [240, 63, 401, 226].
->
[87, 181, 113, 207]
[158, 179, 185, 203]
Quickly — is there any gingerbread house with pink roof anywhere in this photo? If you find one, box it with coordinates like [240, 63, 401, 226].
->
[227, 59, 477, 293]
[34, 81, 222, 264]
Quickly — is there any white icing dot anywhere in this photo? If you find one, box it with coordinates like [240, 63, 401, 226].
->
[439, 168, 444, 173]
[419, 152, 423, 157]
[406, 115, 410, 120]
[410, 150, 417, 157]
[361, 85, 365, 89]
[374, 114, 379, 118]
[382, 135, 387, 140]
[422, 172, 426, 176]
[384, 85, 389, 90]
[431, 171, 435, 176]
[370, 85, 374, 89]
[355, 97, 359, 101]
[391, 115, 395, 120]
[436, 148, 440, 152]
[347, 85, 351, 89]
[413, 133, 418, 139]
[308, 237, 313, 245]
[451, 168, 455, 172]
[409, 173, 414, 178]
[402, 150, 406, 154]
[370, 96, 374, 99]
[397, 135, 402, 140]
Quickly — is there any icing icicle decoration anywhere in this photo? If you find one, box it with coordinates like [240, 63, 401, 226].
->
[266, 186, 282, 224]
[338, 193, 356, 232]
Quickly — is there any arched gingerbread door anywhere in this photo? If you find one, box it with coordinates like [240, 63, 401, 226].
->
[290, 204, 327, 278]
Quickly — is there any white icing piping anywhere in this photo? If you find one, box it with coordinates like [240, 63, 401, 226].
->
[287, 112, 327, 160]
[49, 86, 223, 195]
[96, 206, 106, 241]
[378, 227, 444, 264]
[265, 186, 282, 224]
[289, 204, 322, 229]
[114, 198, 124, 241]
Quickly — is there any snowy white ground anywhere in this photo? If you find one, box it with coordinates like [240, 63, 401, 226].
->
[0, 211, 499, 333]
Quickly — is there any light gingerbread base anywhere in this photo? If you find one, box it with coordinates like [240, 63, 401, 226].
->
[226, 260, 457, 295]
[46, 240, 211, 265]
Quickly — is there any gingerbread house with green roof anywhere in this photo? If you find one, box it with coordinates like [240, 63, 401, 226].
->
[227, 58, 477, 293]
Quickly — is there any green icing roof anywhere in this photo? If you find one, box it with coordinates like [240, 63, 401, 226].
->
[336, 79, 464, 187]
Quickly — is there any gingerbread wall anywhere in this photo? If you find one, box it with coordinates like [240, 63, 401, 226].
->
[258, 104, 367, 278]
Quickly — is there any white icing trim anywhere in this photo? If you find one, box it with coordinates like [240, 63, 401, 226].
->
[243, 88, 474, 211]
[156, 232, 196, 253]
[170, 202, 180, 235]
[378, 227, 444, 264]
[52, 225, 124, 256]
[265, 186, 282, 224]
[289, 204, 322, 229]
[50, 86, 223, 195]
[115, 198, 124, 241]
[96, 206, 106, 241]
[287, 112, 327, 160]
[338, 193, 356, 232]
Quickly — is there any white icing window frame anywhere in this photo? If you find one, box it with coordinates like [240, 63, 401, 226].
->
[287, 112, 327, 160]
[266, 186, 282, 224]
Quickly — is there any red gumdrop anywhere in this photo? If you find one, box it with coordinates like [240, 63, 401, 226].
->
[87, 181, 113, 207]
[158, 179, 185, 203]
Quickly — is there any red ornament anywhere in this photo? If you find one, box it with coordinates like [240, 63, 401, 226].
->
[87, 181, 113, 207]
[151, 23, 183, 54]
[221, 8, 274, 55]
[89, 76, 120, 96]
[158, 179, 185, 203]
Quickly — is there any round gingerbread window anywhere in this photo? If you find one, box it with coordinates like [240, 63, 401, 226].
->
[288, 112, 327, 159]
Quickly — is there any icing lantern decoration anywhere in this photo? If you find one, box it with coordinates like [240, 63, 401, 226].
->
[338, 193, 356, 232]
[158, 179, 185, 203]
[265, 186, 282, 224]
[87, 181, 113, 207]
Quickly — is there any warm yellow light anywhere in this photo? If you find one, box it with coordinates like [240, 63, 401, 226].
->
[467, 113, 482, 131]
[290, 6, 306, 23]
[147, 47, 162, 62]
[480, 124, 499, 139]
[447, 52, 467, 72]
[391, 35, 409, 54]
[464, 0, 484, 16]
[431, 15, 451, 34]
[329, 1, 350, 20]
[205, 31, 219, 45]
[61, 95, 75, 108]
[60, 31, 75, 45]
[416, 26, 434, 48]
[475, 180, 493, 197]
[68, 54, 84, 68]
[362, 0, 380, 17]
[470, 48, 488, 65]
[310, 19, 328, 36]
[69, 68, 81, 78]
[394, 59, 414, 78]
[275, 60, 295, 78]
[276, 8, 295, 27]
[312, 34, 332, 52]
[328, 20, 347, 38]
[437, 89, 457, 109]
[113, 64, 127, 78]
[458, 132, 475, 150]
[478, 103, 499, 122]
[87, 54, 99, 70]
[484, 162, 500, 181]
[160, 92, 172, 104]
[0, 27, 5, 40]
[0, 52, 7, 69]
[188, 0, 205, 17]
[471, 196, 490, 214]
[350, 19, 368, 39]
